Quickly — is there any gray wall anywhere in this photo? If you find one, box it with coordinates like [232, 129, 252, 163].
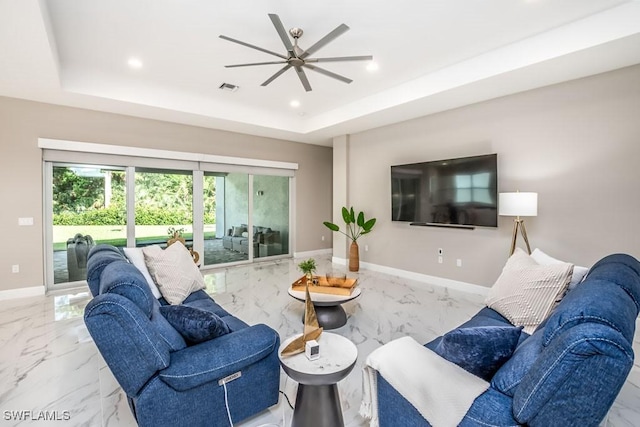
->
[0, 97, 333, 292]
[343, 64, 640, 287]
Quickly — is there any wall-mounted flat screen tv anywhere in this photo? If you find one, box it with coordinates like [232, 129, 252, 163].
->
[391, 154, 498, 227]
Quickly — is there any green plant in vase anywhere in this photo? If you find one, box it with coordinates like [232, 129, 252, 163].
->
[323, 207, 376, 272]
[298, 258, 317, 285]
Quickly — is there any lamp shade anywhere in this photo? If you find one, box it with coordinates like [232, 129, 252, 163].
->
[499, 192, 538, 217]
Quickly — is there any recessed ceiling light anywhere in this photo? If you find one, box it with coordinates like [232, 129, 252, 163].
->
[366, 62, 379, 72]
[127, 57, 143, 69]
[290, 100, 301, 108]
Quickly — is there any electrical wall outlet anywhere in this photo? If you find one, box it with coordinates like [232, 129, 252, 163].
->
[12, 265, 19, 273]
[321, 235, 325, 241]
[18, 217, 34, 226]
[456, 259, 462, 267]
[365, 244, 369, 252]
[438, 256, 443, 264]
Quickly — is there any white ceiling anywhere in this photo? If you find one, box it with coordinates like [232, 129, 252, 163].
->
[1, 0, 640, 146]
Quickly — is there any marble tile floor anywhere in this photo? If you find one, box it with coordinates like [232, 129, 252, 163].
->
[2, 254, 639, 427]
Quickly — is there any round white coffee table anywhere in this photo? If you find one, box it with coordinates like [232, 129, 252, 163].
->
[279, 332, 358, 427]
[288, 287, 361, 330]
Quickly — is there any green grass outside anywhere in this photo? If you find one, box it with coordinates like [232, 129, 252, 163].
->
[53, 225, 216, 251]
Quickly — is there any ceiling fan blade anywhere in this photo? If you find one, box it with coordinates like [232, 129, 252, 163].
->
[219, 35, 288, 60]
[303, 64, 352, 84]
[268, 14, 294, 54]
[261, 64, 292, 87]
[300, 24, 349, 59]
[225, 60, 288, 68]
[294, 66, 312, 92]
[306, 55, 373, 63]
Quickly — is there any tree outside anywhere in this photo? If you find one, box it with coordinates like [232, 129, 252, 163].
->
[52, 166, 216, 249]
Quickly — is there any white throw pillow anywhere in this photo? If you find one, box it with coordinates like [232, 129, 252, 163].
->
[142, 242, 205, 305]
[123, 247, 162, 299]
[531, 248, 589, 290]
[485, 248, 573, 334]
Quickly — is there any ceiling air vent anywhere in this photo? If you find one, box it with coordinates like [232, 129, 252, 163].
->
[219, 83, 239, 92]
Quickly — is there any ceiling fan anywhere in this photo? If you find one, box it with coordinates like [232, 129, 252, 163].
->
[219, 14, 373, 92]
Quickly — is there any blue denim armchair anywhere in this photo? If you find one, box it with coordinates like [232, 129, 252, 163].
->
[376, 254, 640, 427]
[84, 245, 280, 427]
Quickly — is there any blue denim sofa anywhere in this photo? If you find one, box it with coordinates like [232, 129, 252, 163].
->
[376, 253, 640, 427]
[84, 245, 281, 427]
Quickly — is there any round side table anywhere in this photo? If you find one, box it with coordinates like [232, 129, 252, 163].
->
[288, 287, 361, 330]
[278, 332, 358, 427]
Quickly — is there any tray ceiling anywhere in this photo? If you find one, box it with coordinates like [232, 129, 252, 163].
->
[1, 0, 640, 145]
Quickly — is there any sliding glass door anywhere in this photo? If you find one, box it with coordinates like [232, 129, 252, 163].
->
[47, 161, 293, 289]
[134, 168, 193, 248]
[253, 174, 289, 259]
[51, 164, 126, 285]
[201, 173, 291, 267]
[203, 173, 249, 266]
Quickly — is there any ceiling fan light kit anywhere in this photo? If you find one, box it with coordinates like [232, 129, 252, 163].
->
[219, 13, 373, 92]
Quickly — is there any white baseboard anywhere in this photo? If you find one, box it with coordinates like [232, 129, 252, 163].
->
[331, 256, 347, 266]
[0, 285, 46, 300]
[294, 248, 332, 259]
[332, 257, 490, 296]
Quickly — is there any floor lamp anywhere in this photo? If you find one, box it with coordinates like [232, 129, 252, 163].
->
[499, 192, 538, 256]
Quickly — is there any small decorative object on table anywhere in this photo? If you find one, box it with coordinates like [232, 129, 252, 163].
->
[291, 274, 357, 296]
[305, 339, 320, 360]
[298, 258, 317, 285]
[281, 276, 323, 357]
